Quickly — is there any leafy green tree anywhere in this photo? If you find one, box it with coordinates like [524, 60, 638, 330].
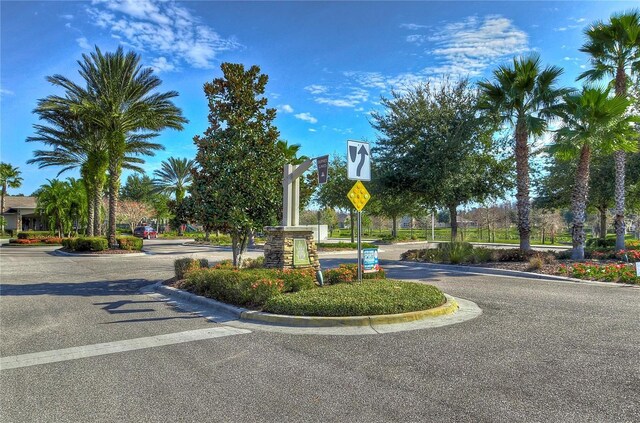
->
[192, 63, 282, 267]
[44, 46, 186, 248]
[152, 157, 194, 203]
[0, 163, 23, 234]
[120, 173, 155, 203]
[315, 156, 358, 242]
[579, 10, 640, 250]
[478, 54, 571, 250]
[551, 86, 638, 259]
[373, 78, 513, 240]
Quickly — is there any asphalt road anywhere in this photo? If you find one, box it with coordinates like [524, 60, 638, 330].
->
[1, 240, 638, 422]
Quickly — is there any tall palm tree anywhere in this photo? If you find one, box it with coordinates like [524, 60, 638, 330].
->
[45, 46, 187, 247]
[27, 103, 106, 236]
[552, 87, 638, 259]
[152, 157, 194, 203]
[0, 163, 23, 235]
[579, 10, 640, 251]
[478, 54, 571, 250]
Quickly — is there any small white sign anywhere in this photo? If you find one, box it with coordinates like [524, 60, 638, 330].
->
[636, 262, 640, 277]
[347, 140, 371, 181]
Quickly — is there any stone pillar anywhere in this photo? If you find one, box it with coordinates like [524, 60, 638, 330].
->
[263, 226, 320, 271]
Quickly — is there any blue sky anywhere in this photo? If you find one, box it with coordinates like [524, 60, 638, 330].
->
[1, 0, 636, 195]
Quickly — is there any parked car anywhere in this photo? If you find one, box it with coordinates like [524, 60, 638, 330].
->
[133, 226, 158, 239]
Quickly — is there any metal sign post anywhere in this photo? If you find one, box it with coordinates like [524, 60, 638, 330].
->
[357, 211, 362, 282]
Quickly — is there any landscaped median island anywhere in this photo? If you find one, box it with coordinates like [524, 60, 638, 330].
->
[8, 231, 62, 246]
[60, 236, 144, 253]
[401, 240, 640, 285]
[170, 258, 448, 318]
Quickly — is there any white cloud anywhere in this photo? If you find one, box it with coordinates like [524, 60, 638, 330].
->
[279, 104, 294, 113]
[400, 23, 428, 30]
[150, 56, 176, 73]
[426, 15, 530, 77]
[86, 0, 240, 70]
[60, 14, 74, 20]
[76, 37, 91, 50]
[295, 112, 318, 124]
[0, 88, 15, 97]
[308, 128, 317, 132]
[304, 84, 328, 95]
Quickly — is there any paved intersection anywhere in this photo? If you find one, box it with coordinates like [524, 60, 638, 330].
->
[1, 241, 638, 422]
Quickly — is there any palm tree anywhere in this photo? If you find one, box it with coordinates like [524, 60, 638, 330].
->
[27, 103, 107, 236]
[0, 163, 23, 235]
[478, 54, 571, 250]
[35, 179, 71, 237]
[45, 46, 187, 247]
[152, 157, 194, 203]
[578, 10, 640, 251]
[552, 87, 638, 259]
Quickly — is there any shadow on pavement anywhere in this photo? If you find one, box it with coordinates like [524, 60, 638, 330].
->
[0, 278, 156, 297]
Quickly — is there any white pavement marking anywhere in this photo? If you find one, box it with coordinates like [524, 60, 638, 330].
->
[0, 327, 251, 371]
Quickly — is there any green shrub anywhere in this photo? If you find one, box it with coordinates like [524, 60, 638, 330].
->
[174, 258, 210, 279]
[323, 263, 386, 284]
[182, 267, 316, 308]
[17, 231, 53, 240]
[438, 242, 474, 264]
[586, 238, 616, 248]
[400, 248, 443, 262]
[116, 236, 143, 251]
[242, 256, 265, 269]
[492, 248, 533, 262]
[75, 237, 108, 251]
[468, 247, 493, 264]
[263, 280, 446, 317]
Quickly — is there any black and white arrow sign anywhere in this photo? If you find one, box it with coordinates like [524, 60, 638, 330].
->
[347, 140, 371, 181]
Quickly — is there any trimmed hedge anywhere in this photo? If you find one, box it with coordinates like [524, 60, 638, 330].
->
[263, 280, 446, 317]
[117, 236, 143, 251]
[17, 231, 53, 240]
[182, 267, 317, 308]
[586, 238, 616, 248]
[316, 242, 378, 250]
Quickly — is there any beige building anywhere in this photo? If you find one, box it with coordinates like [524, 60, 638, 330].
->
[1, 196, 45, 234]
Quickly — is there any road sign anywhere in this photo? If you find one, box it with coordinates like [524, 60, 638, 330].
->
[636, 262, 640, 277]
[316, 155, 329, 184]
[347, 181, 371, 211]
[347, 140, 371, 181]
[363, 248, 379, 273]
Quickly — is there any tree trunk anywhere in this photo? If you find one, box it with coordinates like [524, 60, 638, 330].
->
[108, 165, 120, 249]
[391, 216, 397, 238]
[93, 188, 102, 236]
[613, 150, 626, 251]
[449, 204, 458, 241]
[597, 206, 607, 240]
[571, 144, 591, 260]
[87, 192, 94, 237]
[613, 65, 628, 251]
[1, 184, 6, 235]
[232, 227, 249, 268]
[515, 120, 531, 251]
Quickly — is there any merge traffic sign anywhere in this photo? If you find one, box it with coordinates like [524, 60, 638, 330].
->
[347, 140, 370, 181]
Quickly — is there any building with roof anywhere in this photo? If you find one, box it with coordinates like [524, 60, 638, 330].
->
[1, 196, 46, 234]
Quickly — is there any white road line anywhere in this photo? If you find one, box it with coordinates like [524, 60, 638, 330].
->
[0, 327, 251, 371]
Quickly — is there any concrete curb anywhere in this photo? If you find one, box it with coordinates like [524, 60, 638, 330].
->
[239, 295, 458, 327]
[398, 260, 639, 288]
[150, 282, 460, 327]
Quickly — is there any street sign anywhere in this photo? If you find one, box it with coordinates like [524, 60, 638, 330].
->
[363, 248, 379, 273]
[316, 155, 329, 184]
[347, 140, 371, 181]
[347, 181, 371, 211]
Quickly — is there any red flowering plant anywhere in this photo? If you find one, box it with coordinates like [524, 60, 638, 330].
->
[558, 262, 639, 284]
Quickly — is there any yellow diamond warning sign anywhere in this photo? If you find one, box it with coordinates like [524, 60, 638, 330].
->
[347, 180, 371, 211]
